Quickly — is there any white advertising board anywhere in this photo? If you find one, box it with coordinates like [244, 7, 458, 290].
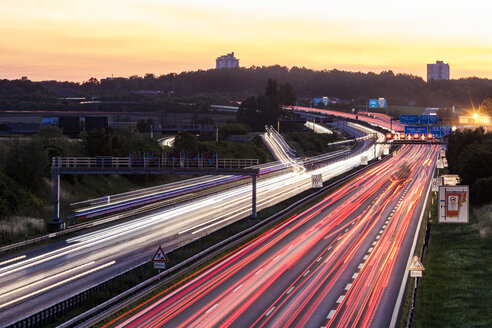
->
[438, 185, 469, 223]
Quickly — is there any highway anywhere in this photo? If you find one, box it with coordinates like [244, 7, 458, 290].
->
[0, 123, 386, 326]
[305, 121, 333, 134]
[113, 144, 440, 328]
[291, 106, 405, 132]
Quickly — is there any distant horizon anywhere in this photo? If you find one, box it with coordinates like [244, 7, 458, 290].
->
[3, 63, 491, 84]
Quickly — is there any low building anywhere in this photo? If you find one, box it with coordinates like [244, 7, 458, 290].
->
[216, 52, 239, 69]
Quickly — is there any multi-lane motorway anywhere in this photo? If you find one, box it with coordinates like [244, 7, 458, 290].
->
[114, 144, 440, 328]
[0, 123, 385, 326]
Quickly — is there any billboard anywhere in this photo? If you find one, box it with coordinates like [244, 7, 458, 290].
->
[400, 115, 419, 125]
[438, 185, 469, 223]
[404, 126, 428, 135]
[314, 97, 330, 106]
[369, 98, 386, 108]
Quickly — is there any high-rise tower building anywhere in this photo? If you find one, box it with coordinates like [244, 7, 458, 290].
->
[427, 60, 450, 81]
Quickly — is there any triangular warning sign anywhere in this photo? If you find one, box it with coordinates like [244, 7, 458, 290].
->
[152, 246, 168, 262]
[408, 256, 424, 271]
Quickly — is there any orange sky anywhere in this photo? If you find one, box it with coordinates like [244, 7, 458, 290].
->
[1, 0, 491, 82]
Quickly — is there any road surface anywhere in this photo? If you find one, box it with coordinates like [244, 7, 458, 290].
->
[0, 125, 386, 326]
[114, 144, 439, 328]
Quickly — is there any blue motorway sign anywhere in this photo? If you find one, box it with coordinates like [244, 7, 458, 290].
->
[419, 115, 439, 125]
[400, 115, 419, 125]
[369, 98, 386, 108]
[430, 126, 452, 138]
[405, 126, 428, 135]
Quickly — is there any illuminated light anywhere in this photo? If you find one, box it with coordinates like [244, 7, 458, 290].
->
[385, 133, 392, 139]
[406, 134, 413, 140]
[427, 133, 433, 139]
[413, 133, 419, 139]
[473, 113, 479, 119]
[420, 134, 426, 140]
[400, 133, 405, 139]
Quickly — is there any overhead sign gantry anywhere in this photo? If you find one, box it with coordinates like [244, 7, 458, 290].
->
[49, 153, 260, 231]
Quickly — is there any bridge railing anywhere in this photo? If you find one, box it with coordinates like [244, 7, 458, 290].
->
[52, 156, 259, 170]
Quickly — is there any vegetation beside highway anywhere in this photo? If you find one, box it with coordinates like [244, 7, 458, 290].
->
[0, 124, 272, 245]
[408, 128, 492, 327]
[412, 203, 492, 328]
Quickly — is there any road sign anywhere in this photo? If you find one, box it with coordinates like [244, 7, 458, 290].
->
[430, 126, 452, 138]
[400, 115, 419, 125]
[432, 177, 442, 192]
[152, 246, 169, 263]
[438, 185, 469, 223]
[369, 98, 386, 108]
[442, 174, 460, 186]
[408, 255, 425, 271]
[428, 115, 438, 124]
[154, 262, 166, 269]
[311, 174, 323, 188]
[419, 115, 430, 125]
[437, 159, 444, 169]
[411, 270, 423, 277]
[404, 126, 428, 135]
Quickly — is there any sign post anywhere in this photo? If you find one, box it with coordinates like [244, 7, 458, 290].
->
[408, 255, 425, 278]
[152, 245, 169, 270]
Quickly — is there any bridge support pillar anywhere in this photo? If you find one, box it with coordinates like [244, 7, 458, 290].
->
[252, 175, 257, 218]
[48, 169, 65, 232]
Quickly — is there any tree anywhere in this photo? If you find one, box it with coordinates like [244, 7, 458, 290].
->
[174, 132, 198, 152]
[137, 119, 154, 133]
[2, 139, 49, 192]
[479, 97, 492, 114]
[83, 128, 116, 156]
[279, 82, 297, 105]
[437, 108, 454, 124]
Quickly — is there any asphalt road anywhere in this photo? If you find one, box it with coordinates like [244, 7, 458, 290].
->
[115, 144, 440, 328]
[0, 125, 385, 326]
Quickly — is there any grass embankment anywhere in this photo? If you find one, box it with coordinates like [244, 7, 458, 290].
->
[286, 130, 343, 157]
[411, 203, 492, 328]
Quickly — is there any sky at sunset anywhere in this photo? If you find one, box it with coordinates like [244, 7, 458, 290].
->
[1, 0, 491, 82]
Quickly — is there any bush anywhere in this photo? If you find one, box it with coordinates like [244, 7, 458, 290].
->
[471, 176, 492, 205]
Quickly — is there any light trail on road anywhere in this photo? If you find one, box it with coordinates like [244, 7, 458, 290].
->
[114, 144, 440, 328]
[0, 123, 387, 326]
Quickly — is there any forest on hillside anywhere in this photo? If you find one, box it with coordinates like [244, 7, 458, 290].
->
[2, 66, 492, 110]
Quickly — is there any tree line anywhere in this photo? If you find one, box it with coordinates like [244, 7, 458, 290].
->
[446, 128, 492, 205]
[2, 66, 492, 110]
